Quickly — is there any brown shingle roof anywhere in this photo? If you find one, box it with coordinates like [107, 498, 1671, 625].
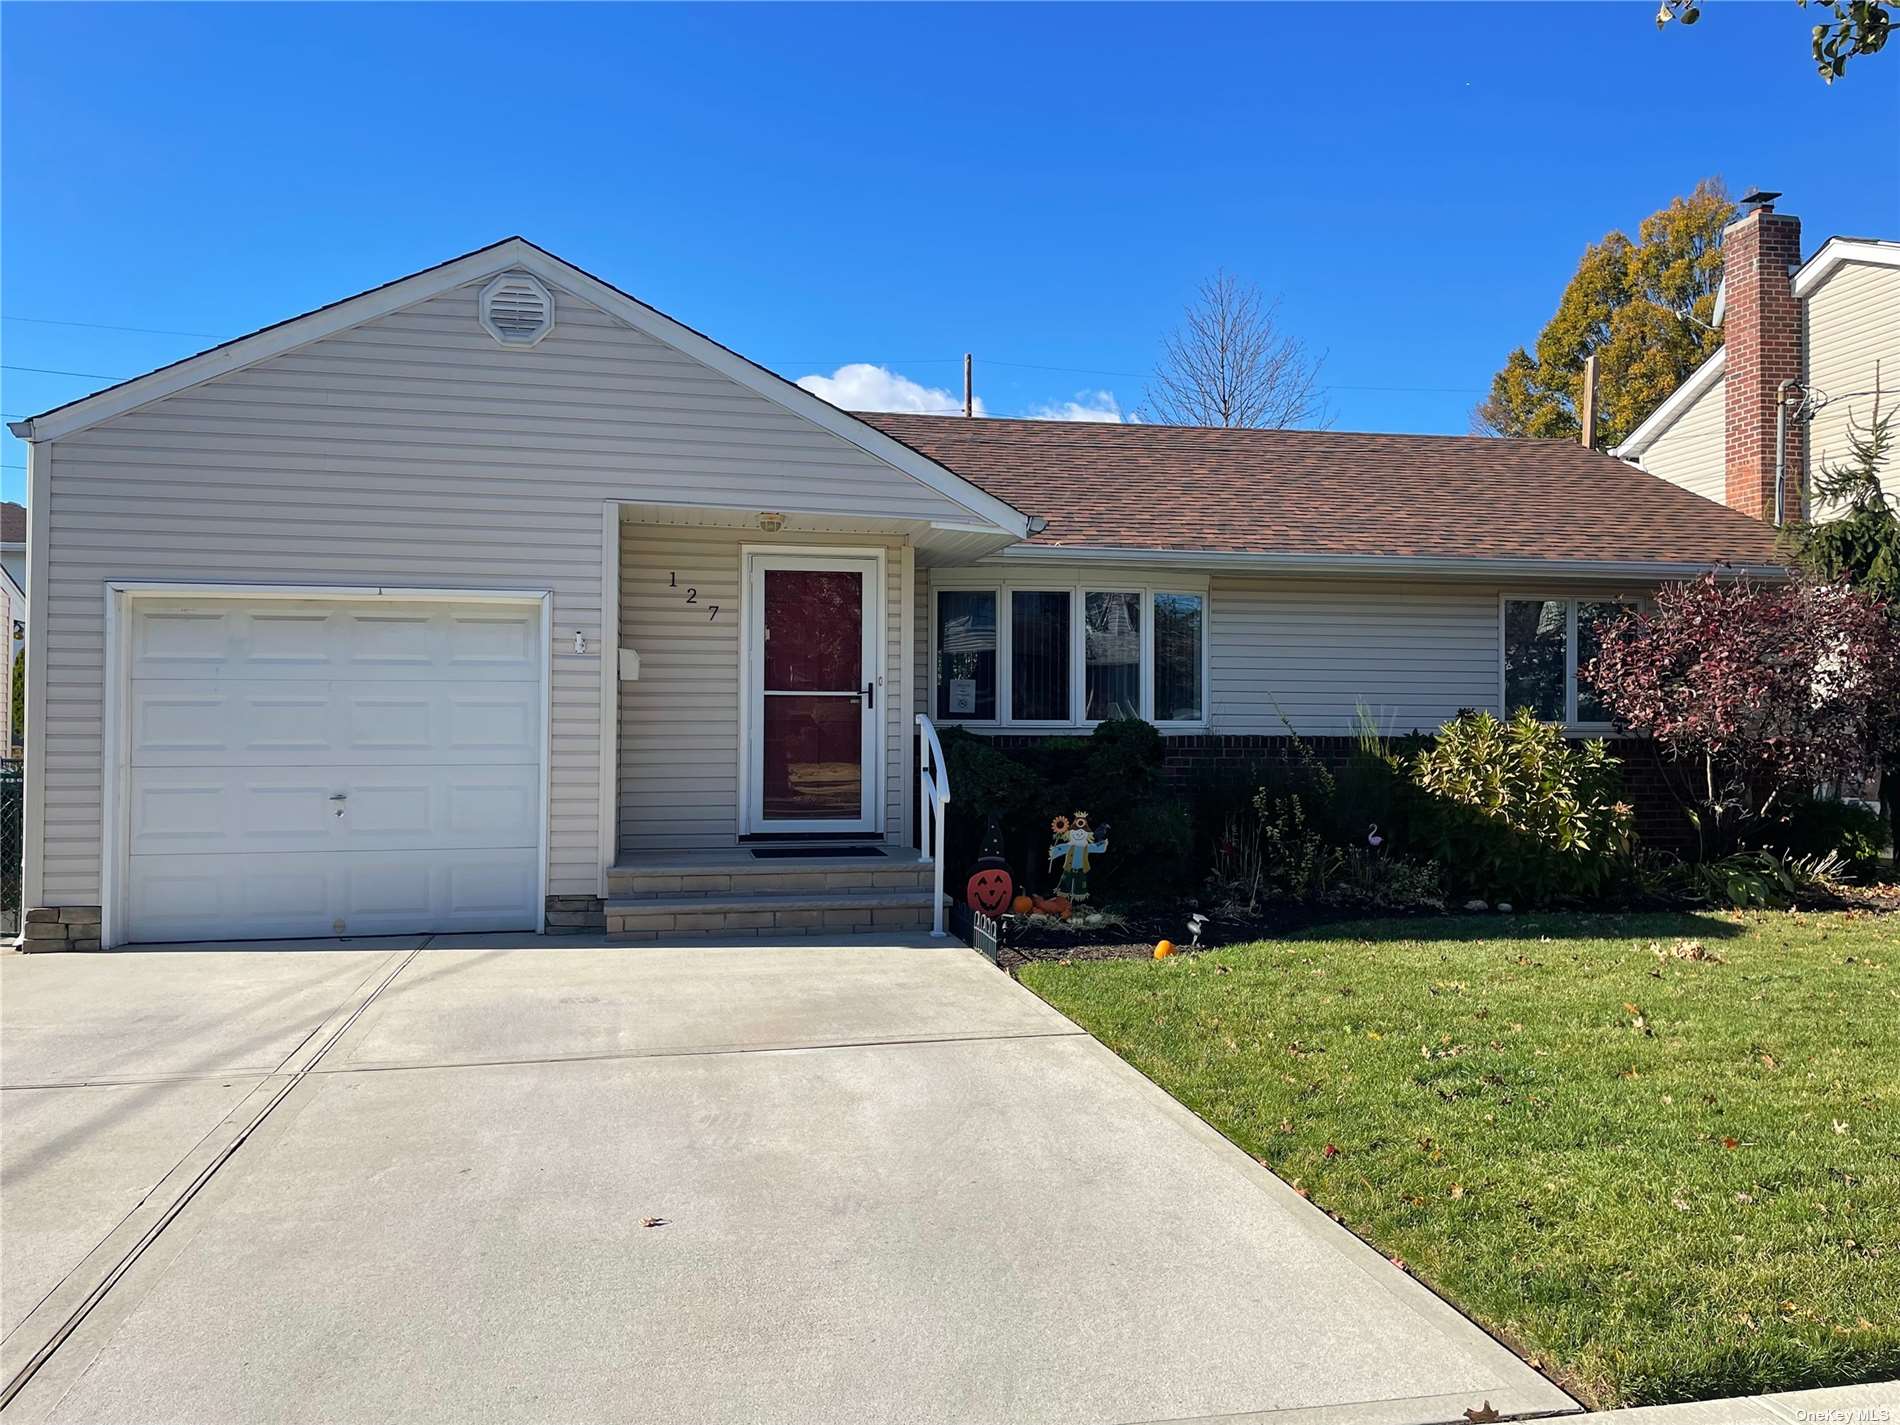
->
[856, 415, 1782, 568]
[0, 503, 24, 545]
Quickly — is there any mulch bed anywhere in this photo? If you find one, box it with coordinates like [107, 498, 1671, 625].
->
[993, 902, 1406, 974]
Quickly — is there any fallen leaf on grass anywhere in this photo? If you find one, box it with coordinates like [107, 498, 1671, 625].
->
[1322, 1143, 1340, 1159]
[1722, 1137, 1740, 1150]
[1449, 1183, 1466, 1199]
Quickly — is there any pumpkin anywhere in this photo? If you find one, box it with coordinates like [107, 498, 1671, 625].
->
[1010, 894, 1035, 916]
[1036, 895, 1071, 921]
[1153, 940, 1176, 959]
[965, 863, 1014, 917]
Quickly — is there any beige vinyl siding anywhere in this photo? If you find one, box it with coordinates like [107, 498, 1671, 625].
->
[617, 523, 906, 854]
[1804, 259, 1900, 512]
[1634, 371, 1728, 504]
[39, 279, 964, 905]
[1209, 576, 1502, 735]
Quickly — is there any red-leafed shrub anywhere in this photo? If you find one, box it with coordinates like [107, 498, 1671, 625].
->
[1585, 574, 1900, 849]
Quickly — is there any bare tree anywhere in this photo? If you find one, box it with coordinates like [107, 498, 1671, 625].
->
[1142, 270, 1330, 429]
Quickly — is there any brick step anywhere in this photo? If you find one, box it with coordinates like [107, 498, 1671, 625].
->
[607, 858, 935, 901]
[606, 889, 944, 940]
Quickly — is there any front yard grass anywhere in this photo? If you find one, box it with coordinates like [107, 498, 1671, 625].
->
[1018, 911, 1899, 1408]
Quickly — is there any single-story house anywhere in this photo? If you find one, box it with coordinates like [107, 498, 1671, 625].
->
[1616, 197, 1899, 518]
[9, 238, 1781, 950]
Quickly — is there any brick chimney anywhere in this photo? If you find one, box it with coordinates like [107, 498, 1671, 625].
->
[1721, 199, 1804, 521]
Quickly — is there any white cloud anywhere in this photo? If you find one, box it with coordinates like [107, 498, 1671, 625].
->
[1026, 390, 1130, 423]
[796, 363, 980, 416]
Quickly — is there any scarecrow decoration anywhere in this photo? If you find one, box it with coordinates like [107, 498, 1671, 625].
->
[963, 817, 1015, 918]
[1047, 812, 1109, 903]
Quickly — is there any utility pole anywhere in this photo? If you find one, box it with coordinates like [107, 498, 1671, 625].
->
[1578, 354, 1600, 450]
[963, 353, 973, 418]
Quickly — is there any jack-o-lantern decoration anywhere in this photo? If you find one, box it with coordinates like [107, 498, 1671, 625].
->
[963, 816, 1015, 918]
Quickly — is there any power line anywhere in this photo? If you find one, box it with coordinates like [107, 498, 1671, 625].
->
[2, 314, 220, 339]
[2, 364, 128, 380]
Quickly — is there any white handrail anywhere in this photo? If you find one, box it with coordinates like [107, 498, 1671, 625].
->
[916, 713, 951, 937]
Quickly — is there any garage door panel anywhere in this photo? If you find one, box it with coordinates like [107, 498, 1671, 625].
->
[125, 849, 539, 943]
[131, 601, 542, 683]
[123, 595, 543, 943]
[129, 766, 539, 856]
[132, 681, 540, 767]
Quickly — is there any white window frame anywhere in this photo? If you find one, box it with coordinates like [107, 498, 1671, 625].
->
[1497, 593, 1640, 733]
[929, 573, 1210, 731]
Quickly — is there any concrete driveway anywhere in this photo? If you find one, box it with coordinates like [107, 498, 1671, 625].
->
[2, 935, 1575, 1425]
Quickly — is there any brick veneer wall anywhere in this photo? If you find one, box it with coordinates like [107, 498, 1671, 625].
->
[974, 731, 1696, 852]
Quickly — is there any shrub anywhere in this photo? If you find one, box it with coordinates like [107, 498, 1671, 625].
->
[1587, 573, 1900, 853]
[1326, 849, 1445, 911]
[1753, 793, 1890, 879]
[1409, 709, 1634, 904]
[940, 719, 1192, 901]
[1254, 787, 1337, 903]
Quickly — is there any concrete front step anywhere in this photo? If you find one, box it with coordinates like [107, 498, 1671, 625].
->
[606, 889, 943, 940]
[607, 857, 935, 901]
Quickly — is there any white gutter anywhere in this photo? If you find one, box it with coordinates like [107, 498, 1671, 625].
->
[993, 542, 1787, 581]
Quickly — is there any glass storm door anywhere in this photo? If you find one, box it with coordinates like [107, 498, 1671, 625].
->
[746, 553, 881, 833]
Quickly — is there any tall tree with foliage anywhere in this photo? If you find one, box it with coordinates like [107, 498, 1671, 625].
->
[1654, 1, 1891, 82]
[1474, 179, 1732, 447]
[1781, 396, 1900, 852]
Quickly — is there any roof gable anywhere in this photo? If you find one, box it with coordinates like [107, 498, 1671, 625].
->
[10, 239, 1029, 539]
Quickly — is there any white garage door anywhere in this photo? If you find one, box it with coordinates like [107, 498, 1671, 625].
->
[123, 597, 543, 943]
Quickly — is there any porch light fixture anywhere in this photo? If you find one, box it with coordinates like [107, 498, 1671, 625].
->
[757, 511, 787, 534]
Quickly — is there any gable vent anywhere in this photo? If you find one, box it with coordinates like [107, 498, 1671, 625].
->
[479, 272, 554, 348]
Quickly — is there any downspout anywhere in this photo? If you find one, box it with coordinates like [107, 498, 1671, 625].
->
[1773, 379, 1804, 526]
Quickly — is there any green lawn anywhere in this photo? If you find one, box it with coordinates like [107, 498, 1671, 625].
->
[1019, 912, 1899, 1408]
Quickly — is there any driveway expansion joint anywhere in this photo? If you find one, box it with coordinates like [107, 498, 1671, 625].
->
[0, 947, 422, 1410]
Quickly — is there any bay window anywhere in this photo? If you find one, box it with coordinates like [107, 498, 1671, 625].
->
[932, 578, 1207, 728]
[1501, 596, 1636, 728]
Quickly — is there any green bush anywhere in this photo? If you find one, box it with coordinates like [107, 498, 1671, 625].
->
[1409, 709, 1634, 905]
[939, 719, 1192, 901]
[1754, 793, 1889, 878]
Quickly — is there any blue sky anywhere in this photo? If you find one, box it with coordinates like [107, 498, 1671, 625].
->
[3, 2, 1896, 503]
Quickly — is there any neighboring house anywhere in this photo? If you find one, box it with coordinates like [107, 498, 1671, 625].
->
[8, 239, 1781, 950]
[1, 500, 24, 755]
[1616, 197, 1900, 520]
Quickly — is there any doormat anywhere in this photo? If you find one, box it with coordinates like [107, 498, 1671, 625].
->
[749, 846, 887, 860]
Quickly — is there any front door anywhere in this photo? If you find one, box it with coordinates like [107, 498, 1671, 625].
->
[745, 551, 881, 834]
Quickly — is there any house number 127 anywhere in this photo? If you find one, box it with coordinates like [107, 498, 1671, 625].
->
[670, 572, 717, 620]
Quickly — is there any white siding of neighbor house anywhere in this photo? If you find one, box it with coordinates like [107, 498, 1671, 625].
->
[617, 522, 906, 853]
[1804, 259, 1900, 512]
[913, 566, 1665, 740]
[36, 278, 969, 906]
[1634, 371, 1728, 505]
